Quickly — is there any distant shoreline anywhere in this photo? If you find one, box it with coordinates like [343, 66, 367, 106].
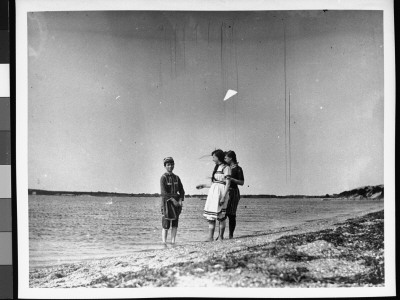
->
[28, 184, 383, 200]
[27, 188, 325, 198]
[28, 191, 323, 199]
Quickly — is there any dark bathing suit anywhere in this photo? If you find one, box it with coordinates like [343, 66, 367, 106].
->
[160, 172, 185, 229]
[225, 164, 244, 236]
[226, 164, 244, 216]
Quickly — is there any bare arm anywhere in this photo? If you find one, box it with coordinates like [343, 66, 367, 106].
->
[221, 166, 231, 203]
[196, 183, 211, 189]
[226, 167, 244, 186]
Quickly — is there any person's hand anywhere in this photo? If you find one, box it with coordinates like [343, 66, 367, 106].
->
[225, 175, 231, 180]
[219, 195, 226, 206]
[179, 200, 183, 208]
[170, 198, 179, 207]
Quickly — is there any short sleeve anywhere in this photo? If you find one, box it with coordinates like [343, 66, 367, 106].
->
[238, 167, 244, 181]
[223, 165, 231, 176]
[160, 175, 167, 195]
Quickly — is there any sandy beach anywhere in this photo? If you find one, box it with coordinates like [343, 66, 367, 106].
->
[29, 208, 384, 288]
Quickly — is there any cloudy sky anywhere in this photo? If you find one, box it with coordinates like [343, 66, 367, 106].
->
[27, 10, 383, 196]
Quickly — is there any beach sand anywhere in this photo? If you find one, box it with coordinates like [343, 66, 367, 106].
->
[29, 208, 384, 288]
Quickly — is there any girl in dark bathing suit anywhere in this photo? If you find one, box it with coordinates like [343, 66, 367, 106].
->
[160, 157, 185, 244]
[224, 150, 244, 239]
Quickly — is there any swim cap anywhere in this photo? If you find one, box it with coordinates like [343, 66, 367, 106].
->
[163, 157, 174, 165]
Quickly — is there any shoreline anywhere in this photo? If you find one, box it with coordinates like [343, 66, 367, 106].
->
[29, 203, 383, 270]
[29, 207, 384, 288]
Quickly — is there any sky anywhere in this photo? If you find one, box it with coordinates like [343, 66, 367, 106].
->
[27, 10, 384, 196]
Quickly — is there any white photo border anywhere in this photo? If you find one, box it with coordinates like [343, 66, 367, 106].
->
[16, 0, 395, 298]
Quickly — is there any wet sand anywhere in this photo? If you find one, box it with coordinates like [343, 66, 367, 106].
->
[29, 207, 384, 288]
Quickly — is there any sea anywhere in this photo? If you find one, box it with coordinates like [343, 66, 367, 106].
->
[29, 195, 384, 269]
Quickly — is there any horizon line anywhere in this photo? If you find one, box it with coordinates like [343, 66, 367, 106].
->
[28, 184, 384, 198]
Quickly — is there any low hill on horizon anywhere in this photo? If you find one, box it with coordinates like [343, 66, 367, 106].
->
[329, 184, 384, 200]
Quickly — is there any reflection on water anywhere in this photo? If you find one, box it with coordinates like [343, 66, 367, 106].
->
[29, 195, 383, 268]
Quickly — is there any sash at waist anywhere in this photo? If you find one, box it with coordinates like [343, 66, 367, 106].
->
[161, 193, 181, 200]
[212, 181, 226, 185]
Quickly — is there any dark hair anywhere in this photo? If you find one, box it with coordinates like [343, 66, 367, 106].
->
[225, 150, 238, 164]
[211, 149, 226, 182]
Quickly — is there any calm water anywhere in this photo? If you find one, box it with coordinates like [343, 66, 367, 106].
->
[29, 195, 383, 268]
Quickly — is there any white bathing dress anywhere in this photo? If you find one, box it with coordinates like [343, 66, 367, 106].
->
[203, 164, 231, 221]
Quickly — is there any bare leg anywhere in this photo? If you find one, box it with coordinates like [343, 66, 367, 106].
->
[162, 228, 168, 244]
[171, 227, 178, 244]
[207, 220, 215, 241]
[219, 219, 226, 240]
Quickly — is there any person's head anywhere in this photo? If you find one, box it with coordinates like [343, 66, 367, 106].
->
[224, 150, 238, 165]
[163, 157, 175, 173]
[211, 149, 225, 165]
[211, 149, 225, 182]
